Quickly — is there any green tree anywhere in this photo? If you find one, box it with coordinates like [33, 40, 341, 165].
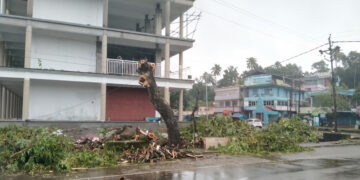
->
[246, 57, 262, 71]
[211, 64, 222, 85]
[264, 62, 303, 77]
[312, 93, 351, 111]
[311, 60, 329, 73]
[201, 72, 216, 86]
[335, 50, 360, 89]
[354, 85, 360, 106]
[217, 66, 240, 87]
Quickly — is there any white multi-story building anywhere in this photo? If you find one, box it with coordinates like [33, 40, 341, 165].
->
[0, 0, 194, 121]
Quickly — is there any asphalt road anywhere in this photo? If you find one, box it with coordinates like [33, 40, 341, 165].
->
[4, 144, 360, 180]
[88, 145, 360, 180]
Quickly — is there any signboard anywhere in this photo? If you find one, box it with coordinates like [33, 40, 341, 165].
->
[244, 74, 272, 86]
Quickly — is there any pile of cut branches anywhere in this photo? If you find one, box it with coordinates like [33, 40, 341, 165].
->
[122, 128, 203, 163]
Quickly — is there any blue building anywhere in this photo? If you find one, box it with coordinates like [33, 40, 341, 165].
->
[244, 73, 305, 125]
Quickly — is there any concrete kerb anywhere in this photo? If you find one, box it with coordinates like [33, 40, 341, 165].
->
[300, 141, 360, 148]
[0, 120, 191, 131]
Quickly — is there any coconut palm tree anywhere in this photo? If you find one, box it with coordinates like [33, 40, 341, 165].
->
[211, 64, 222, 86]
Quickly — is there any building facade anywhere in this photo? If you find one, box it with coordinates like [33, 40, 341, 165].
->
[243, 73, 305, 124]
[0, 0, 194, 121]
[214, 86, 246, 115]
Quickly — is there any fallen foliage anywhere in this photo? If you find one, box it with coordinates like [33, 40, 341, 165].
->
[181, 116, 319, 154]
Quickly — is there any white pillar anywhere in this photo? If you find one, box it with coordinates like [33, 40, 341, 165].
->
[164, 43, 170, 103]
[154, 3, 163, 78]
[22, 78, 30, 121]
[24, 25, 32, 68]
[155, 3, 162, 35]
[27, 0, 33, 17]
[165, 0, 171, 36]
[164, 0, 171, 104]
[155, 46, 162, 77]
[1, 86, 4, 119]
[100, 83, 106, 121]
[101, 34, 107, 73]
[0, 0, 5, 14]
[178, 13, 184, 121]
[103, 0, 108, 27]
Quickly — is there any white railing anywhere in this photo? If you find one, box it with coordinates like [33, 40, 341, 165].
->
[107, 59, 151, 76]
[107, 59, 192, 80]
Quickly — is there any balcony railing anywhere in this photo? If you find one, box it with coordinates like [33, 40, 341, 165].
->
[107, 59, 141, 76]
[107, 59, 192, 80]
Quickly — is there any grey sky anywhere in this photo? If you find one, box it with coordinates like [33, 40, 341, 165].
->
[171, 0, 360, 79]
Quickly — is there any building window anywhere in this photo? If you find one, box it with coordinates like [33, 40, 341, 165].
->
[232, 100, 238, 106]
[225, 101, 231, 106]
[249, 101, 257, 106]
[264, 100, 274, 106]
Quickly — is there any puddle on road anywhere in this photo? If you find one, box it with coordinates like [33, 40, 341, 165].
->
[3, 158, 360, 180]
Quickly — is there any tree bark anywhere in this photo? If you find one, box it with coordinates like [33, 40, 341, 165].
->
[137, 60, 181, 146]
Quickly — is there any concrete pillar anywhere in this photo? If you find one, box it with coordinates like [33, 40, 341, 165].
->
[178, 13, 184, 121]
[178, 90, 183, 121]
[22, 78, 30, 121]
[1, 86, 4, 119]
[0, 85, 2, 119]
[5, 89, 9, 119]
[27, 0, 33, 17]
[155, 3, 162, 35]
[0, 0, 6, 14]
[24, 25, 32, 68]
[8, 92, 12, 119]
[100, 83, 106, 121]
[164, 87, 170, 104]
[164, 42, 170, 103]
[163, 0, 171, 103]
[101, 34, 107, 73]
[165, 0, 171, 36]
[103, 0, 108, 27]
[155, 45, 162, 77]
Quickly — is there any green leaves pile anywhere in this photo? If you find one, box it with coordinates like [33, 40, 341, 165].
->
[181, 116, 318, 154]
[0, 126, 119, 175]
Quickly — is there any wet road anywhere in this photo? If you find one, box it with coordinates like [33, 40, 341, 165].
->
[82, 145, 360, 180]
[4, 144, 360, 180]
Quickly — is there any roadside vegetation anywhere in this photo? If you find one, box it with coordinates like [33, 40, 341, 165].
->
[180, 116, 319, 154]
[1, 116, 318, 175]
[0, 126, 121, 175]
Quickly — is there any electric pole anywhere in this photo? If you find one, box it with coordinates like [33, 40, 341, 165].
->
[320, 34, 337, 132]
[298, 80, 301, 115]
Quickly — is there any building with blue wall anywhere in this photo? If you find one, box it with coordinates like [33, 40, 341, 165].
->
[244, 73, 305, 125]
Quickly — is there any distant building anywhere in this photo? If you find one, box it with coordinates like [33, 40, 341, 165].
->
[214, 86, 247, 115]
[244, 73, 305, 124]
[302, 72, 331, 92]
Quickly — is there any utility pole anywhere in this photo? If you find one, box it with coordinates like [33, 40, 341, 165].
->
[320, 34, 337, 132]
[290, 79, 294, 117]
[297, 80, 301, 115]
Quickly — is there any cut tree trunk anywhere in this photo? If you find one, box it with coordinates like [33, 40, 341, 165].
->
[137, 60, 181, 146]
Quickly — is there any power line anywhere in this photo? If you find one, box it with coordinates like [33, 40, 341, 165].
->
[277, 43, 329, 64]
[210, 0, 321, 43]
[332, 40, 360, 43]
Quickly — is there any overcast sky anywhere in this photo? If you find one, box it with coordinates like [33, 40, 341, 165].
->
[170, 0, 360, 79]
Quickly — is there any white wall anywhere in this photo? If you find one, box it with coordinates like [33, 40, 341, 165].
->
[29, 80, 101, 121]
[31, 32, 97, 72]
[33, 0, 103, 26]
